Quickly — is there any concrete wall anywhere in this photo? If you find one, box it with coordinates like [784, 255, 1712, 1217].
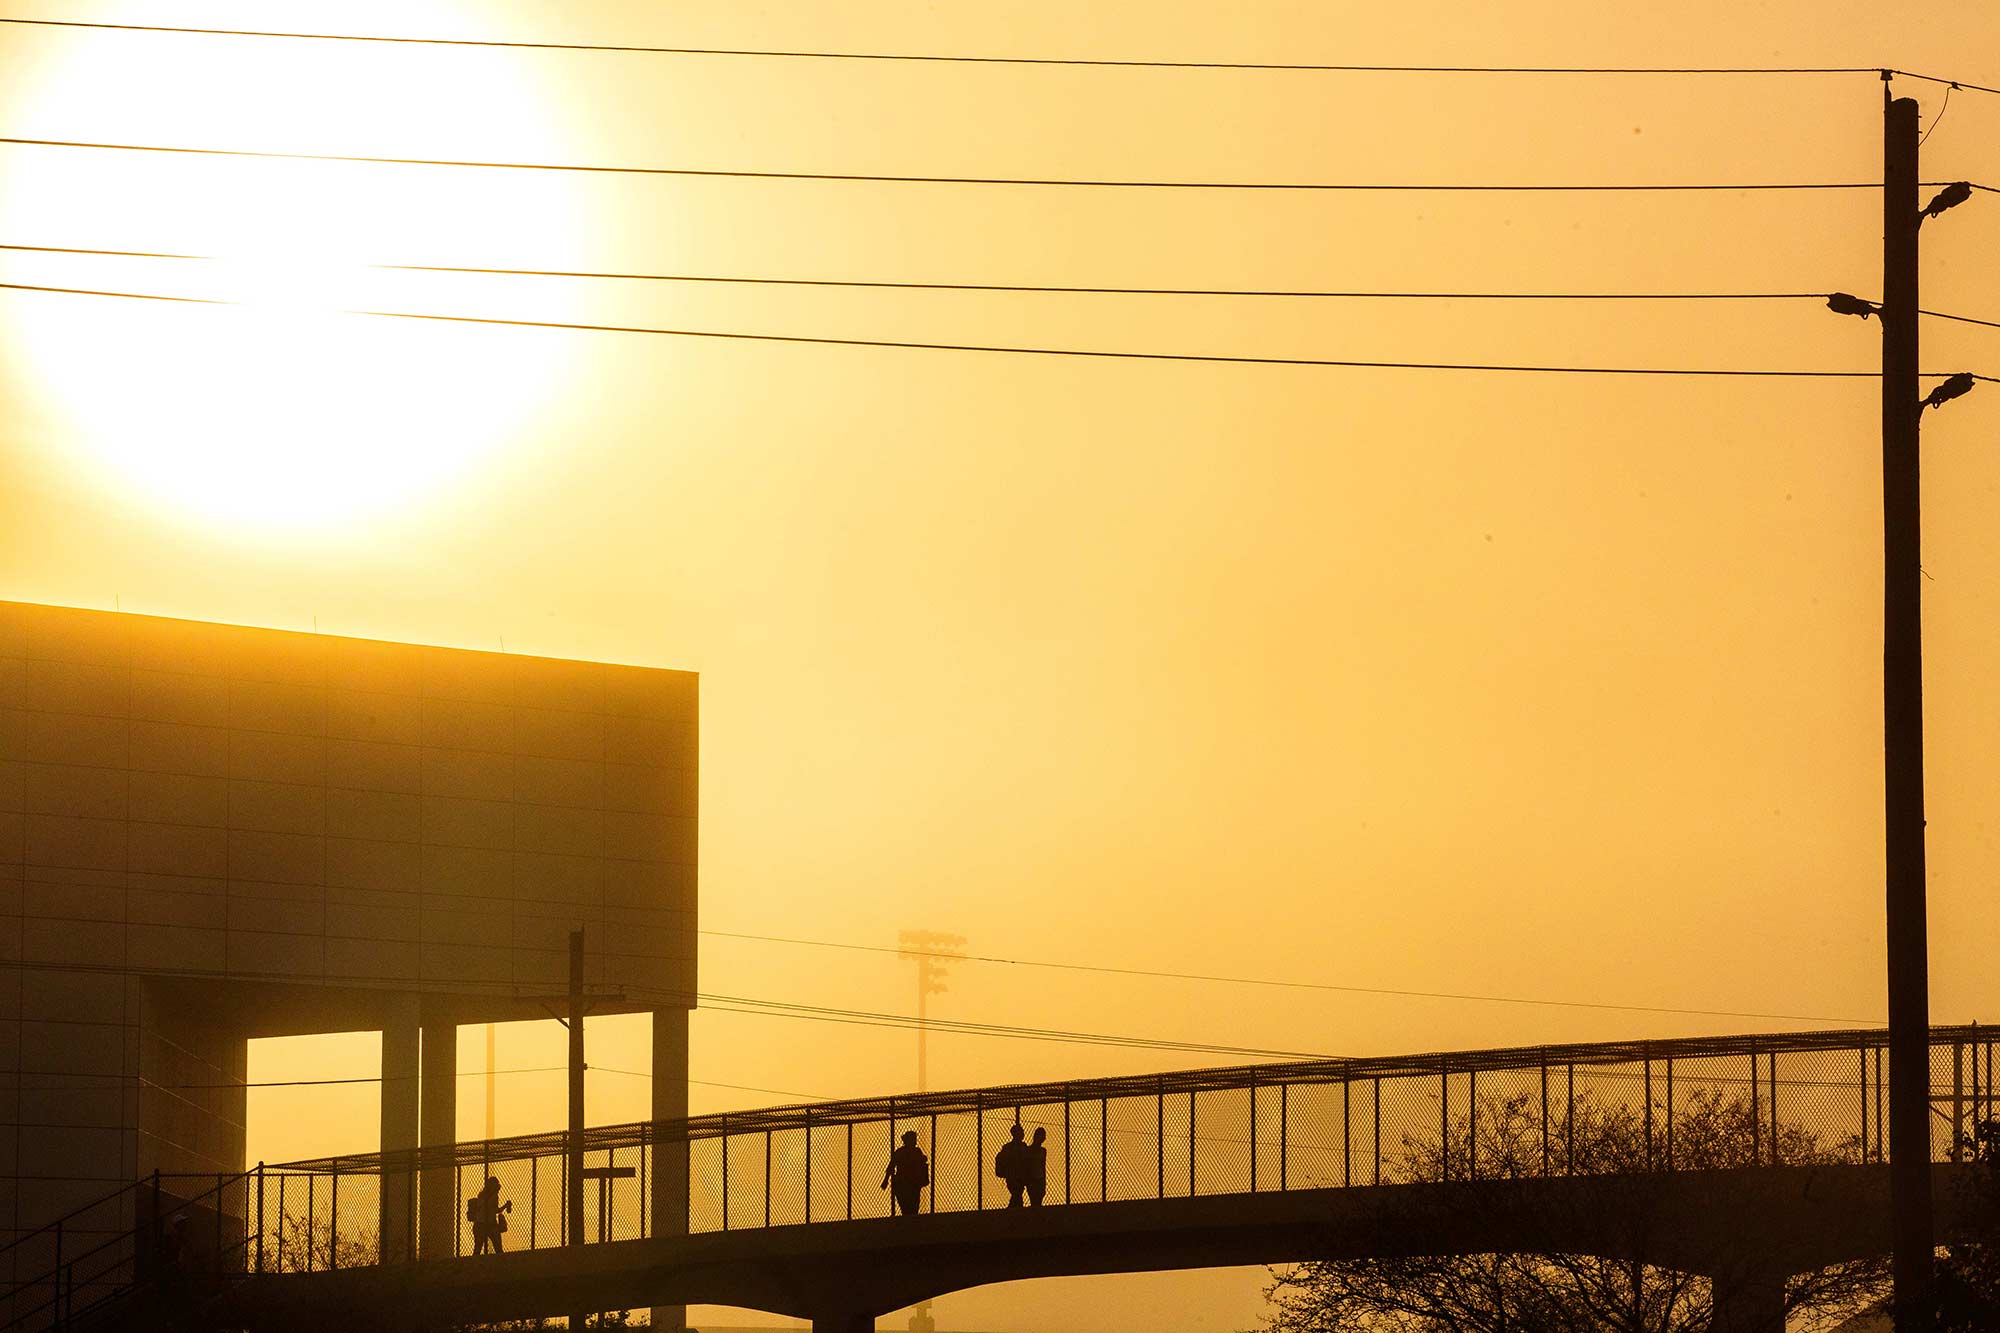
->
[0, 600, 697, 1242]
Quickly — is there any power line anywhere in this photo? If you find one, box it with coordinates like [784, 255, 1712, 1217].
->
[1923, 309, 2000, 331]
[0, 280, 1909, 377]
[153, 1070, 822, 1097]
[33, 1065, 572, 1090]
[0, 136, 1887, 192]
[677, 989, 1332, 1060]
[1893, 70, 2000, 98]
[698, 928, 1882, 1027]
[0, 243, 1840, 301]
[7, 243, 1995, 328]
[0, 952, 1324, 1064]
[205, 1066, 566, 1090]
[596, 1068, 827, 1102]
[0, 19, 1895, 77]
[41, 1067, 821, 1098]
[570, 979, 1340, 1059]
[692, 1002, 1324, 1060]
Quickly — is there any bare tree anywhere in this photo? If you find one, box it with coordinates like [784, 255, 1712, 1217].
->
[1935, 1118, 2000, 1331]
[1260, 1089, 1884, 1333]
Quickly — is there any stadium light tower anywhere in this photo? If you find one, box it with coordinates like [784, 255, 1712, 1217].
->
[897, 930, 967, 1093]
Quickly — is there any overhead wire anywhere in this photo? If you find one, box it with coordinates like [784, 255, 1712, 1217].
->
[1917, 82, 1955, 149]
[7, 245, 1998, 332]
[0, 136, 1888, 192]
[584, 1064, 828, 1096]
[1893, 70, 2000, 99]
[1923, 309, 2000, 331]
[697, 929, 1881, 1026]
[672, 989, 1334, 1060]
[0, 280, 1928, 378]
[11, 243, 2000, 336]
[0, 19, 1896, 76]
[0, 243, 1843, 300]
[27, 1066, 821, 1098]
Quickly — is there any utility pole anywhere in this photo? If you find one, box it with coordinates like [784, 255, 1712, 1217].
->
[568, 929, 588, 1332]
[1834, 87, 1977, 1329]
[897, 930, 967, 1092]
[1833, 85, 1980, 1331]
[1880, 90, 1931, 1333]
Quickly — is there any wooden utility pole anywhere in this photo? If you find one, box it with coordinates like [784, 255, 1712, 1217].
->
[569, 929, 589, 1331]
[1881, 89, 1931, 1331]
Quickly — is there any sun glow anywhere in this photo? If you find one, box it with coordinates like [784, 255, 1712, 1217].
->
[0, 2, 590, 534]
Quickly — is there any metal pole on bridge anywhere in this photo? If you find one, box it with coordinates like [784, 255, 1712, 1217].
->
[568, 929, 589, 1332]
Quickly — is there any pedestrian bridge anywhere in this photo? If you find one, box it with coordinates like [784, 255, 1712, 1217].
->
[6, 1025, 1997, 1331]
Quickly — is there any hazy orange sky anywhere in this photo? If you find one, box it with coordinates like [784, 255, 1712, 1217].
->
[3, 2, 1999, 1327]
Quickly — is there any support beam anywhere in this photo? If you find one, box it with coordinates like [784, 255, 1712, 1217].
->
[379, 994, 421, 1264]
[651, 1006, 691, 1333]
[419, 1012, 457, 1261]
[1711, 1268, 1787, 1333]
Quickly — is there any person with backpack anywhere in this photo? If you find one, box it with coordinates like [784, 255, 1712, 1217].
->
[881, 1130, 929, 1217]
[995, 1123, 1028, 1208]
[468, 1175, 511, 1254]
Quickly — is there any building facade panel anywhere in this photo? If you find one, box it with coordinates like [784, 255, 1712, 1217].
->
[0, 601, 697, 1245]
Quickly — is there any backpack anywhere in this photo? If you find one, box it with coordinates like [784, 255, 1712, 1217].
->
[994, 1140, 1020, 1181]
[466, 1198, 480, 1223]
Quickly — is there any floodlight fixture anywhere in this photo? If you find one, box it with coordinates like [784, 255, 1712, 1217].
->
[1921, 373, 1976, 412]
[1921, 181, 1973, 223]
[1827, 292, 1881, 320]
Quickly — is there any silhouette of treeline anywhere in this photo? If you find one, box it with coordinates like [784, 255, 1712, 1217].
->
[1395, 1084, 1864, 1185]
[1265, 1088, 1885, 1333]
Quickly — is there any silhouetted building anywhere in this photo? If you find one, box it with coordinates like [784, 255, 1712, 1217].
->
[0, 601, 696, 1268]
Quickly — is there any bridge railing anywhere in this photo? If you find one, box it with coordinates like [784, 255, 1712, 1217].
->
[223, 1026, 2000, 1274]
[0, 1169, 255, 1332]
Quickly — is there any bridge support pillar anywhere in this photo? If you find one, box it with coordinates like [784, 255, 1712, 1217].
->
[419, 1011, 457, 1260]
[1711, 1267, 1787, 1333]
[380, 994, 420, 1263]
[651, 1006, 690, 1332]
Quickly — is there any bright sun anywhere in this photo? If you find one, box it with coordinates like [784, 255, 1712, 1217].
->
[0, 2, 589, 535]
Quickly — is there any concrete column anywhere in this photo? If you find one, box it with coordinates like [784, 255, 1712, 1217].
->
[650, 1006, 691, 1333]
[380, 994, 421, 1263]
[419, 1014, 457, 1260]
[1711, 1268, 1787, 1333]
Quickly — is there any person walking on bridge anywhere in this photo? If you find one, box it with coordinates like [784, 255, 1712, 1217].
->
[468, 1175, 511, 1255]
[1023, 1127, 1048, 1207]
[882, 1130, 929, 1216]
[996, 1123, 1028, 1208]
